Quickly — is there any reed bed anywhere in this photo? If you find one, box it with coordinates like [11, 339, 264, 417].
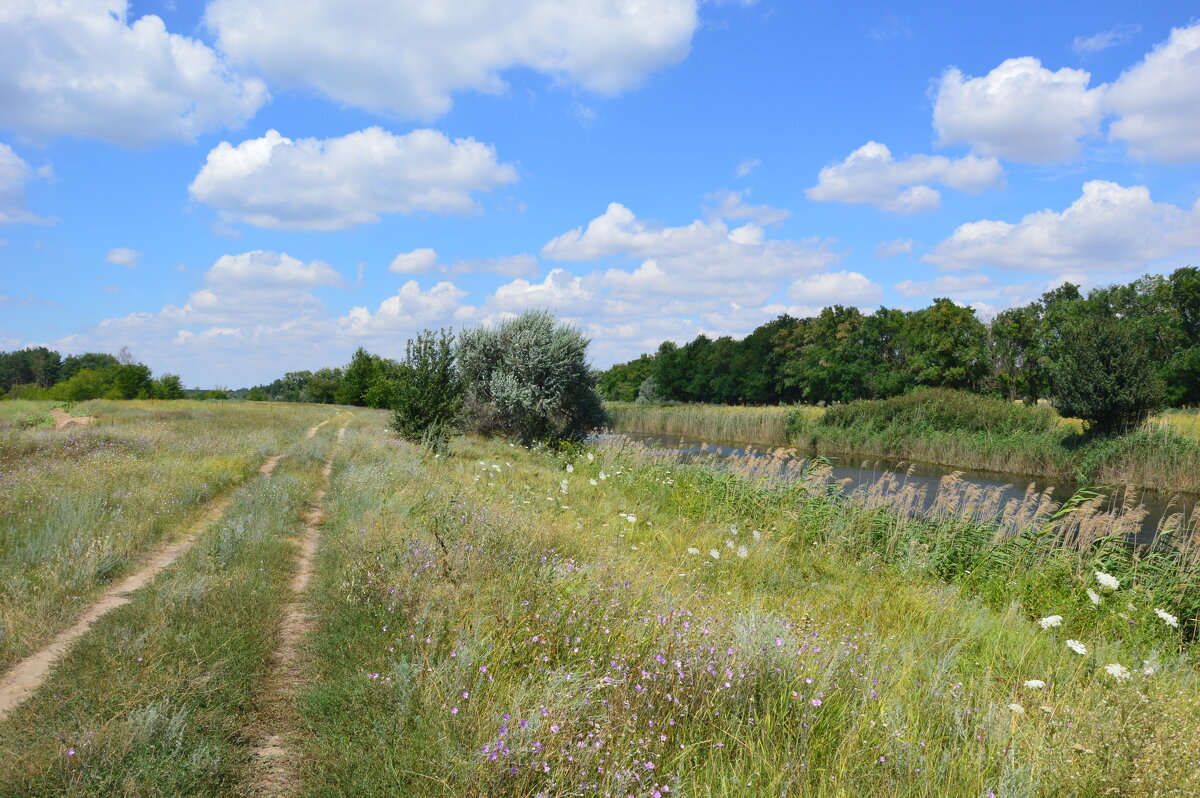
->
[606, 402, 819, 447]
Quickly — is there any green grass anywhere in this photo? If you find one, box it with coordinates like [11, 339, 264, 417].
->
[0, 400, 336, 671]
[0, 419, 345, 796]
[294, 414, 1200, 796]
[606, 402, 820, 448]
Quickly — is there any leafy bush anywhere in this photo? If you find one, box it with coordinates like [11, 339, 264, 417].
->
[458, 311, 607, 445]
[1052, 315, 1167, 435]
[821, 387, 1062, 436]
[392, 328, 462, 447]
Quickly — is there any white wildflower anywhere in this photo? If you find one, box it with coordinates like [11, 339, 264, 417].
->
[1038, 615, 1064, 629]
[1154, 608, 1179, 628]
[589, 479, 598, 486]
[752, 530, 762, 540]
[599, 471, 608, 480]
[725, 540, 734, 550]
[560, 479, 569, 494]
[1023, 679, 1047, 690]
[1094, 571, 1120, 592]
[565, 463, 573, 473]
[737, 545, 748, 559]
[709, 549, 720, 560]
[1086, 588, 1101, 606]
[686, 548, 700, 555]
[1141, 660, 1157, 676]
[1104, 663, 1132, 682]
[587, 453, 594, 462]
[1007, 703, 1025, 715]
[729, 524, 739, 536]
[1040, 705, 1055, 715]
[1066, 639, 1087, 655]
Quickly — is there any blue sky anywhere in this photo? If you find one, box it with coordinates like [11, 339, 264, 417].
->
[1, 0, 1198, 387]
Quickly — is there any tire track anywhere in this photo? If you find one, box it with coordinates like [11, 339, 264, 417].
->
[0, 416, 335, 724]
[249, 421, 347, 796]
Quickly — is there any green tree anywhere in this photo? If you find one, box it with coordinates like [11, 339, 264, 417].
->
[458, 311, 607, 445]
[1051, 314, 1166, 434]
[337, 347, 383, 406]
[245, 386, 269, 401]
[49, 368, 108, 401]
[392, 329, 462, 445]
[153, 373, 186, 400]
[903, 298, 990, 391]
[990, 304, 1045, 403]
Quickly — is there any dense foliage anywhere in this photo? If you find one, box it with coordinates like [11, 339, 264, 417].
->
[0, 346, 184, 400]
[391, 328, 463, 446]
[599, 269, 1200, 425]
[458, 310, 607, 444]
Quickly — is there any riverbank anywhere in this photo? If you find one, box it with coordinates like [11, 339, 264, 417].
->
[606, 390, 1200, 494]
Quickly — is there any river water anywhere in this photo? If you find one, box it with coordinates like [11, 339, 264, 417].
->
[598, 432, 1198, 543]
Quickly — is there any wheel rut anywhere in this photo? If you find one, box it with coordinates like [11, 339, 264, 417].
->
[0, 416, 336, 724]
[249, 421, 348, 796]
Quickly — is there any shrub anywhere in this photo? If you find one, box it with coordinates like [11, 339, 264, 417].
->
[1051, 316, 1166, 435]
[392, 328, 462, 447]
[458, 310, 607, 445]
[821, 387, 1062, 436]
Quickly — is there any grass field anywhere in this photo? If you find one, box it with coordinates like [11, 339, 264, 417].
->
[1, 402, 1197, 795]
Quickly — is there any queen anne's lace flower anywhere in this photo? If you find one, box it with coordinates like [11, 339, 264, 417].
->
[1066, 639, 1087, 655]
[1154, 608, 1179, 628]
[1023, 679, 1047, 690]
[1007, 703, 1025, 714]
[1104, 663, 1132, 682]
[1086, 588, 1101, 605]
[1038, 615, 1063, 629]
[1094, 571, 1120, 592]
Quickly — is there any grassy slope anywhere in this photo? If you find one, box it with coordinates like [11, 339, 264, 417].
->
[297, 413, 1199, 796]
[0, 419, 344, 796]
[0, 400, 335, 670]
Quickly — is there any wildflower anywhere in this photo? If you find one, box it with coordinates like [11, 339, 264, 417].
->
[1104, 663, 1132, 682]
[752, 530, 761, 540]
[587, 453, 594, 462]
[590, 479, 598, 486]
[686, 548, 700, 555]
[1065, 639, 1087, 655]
[1007, 703, 1025, 715]
[709, 549, 720, 560]
[737, 545, 748, 558]
[725, 540, 734, 550]
[1154, 608, 1179, 628]
[451, 707, 458, 714]
[1094, 571, 1120, 592]
[1038, 615, 1063, 629]
[1023, 679, 1046, 690]
[1086, 589, 1101, 606]
[565, 463, 573, 473]
[599, 470, 608, 480]
[66, 749, 75, 756]
[559, 479, 569, 494]
[1141, 661, 1157, 676]
[811, 698, 822, 707]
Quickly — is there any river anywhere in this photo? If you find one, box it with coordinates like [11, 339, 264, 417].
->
[598, 431, 1198, 544]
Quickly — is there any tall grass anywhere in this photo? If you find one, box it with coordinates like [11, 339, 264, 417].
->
[0, 400, 335, 670]
[606, 402, 818, 447]
[294, 416, 1200, 795]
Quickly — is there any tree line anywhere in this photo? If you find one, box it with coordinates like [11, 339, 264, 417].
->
[599, 268, 1200, 433]
[0, 347, 191, 401]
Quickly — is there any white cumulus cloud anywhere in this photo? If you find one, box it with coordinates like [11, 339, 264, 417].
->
[1107, 23, 1200, 162]
[388, 248, 538, 278]
[105, 248, 141, 268]
[806, 141, 1003, 213]
[0, 144, 48, 225]
[205, 0, 698, 119]
[189, 127, 518, 231]
[787, 271, 882, 306]
[924, 180, 1200, 274]
[933, 57, 1104, 163]
[705, 188, 791, 225]
[0, 0, 266, 146]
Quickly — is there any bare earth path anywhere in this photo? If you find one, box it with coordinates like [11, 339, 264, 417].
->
[249, 421, 347, 796]
[0, 416, 336, 724]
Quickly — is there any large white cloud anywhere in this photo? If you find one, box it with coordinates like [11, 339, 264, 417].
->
[0, 144, 47, 225]
[924, 180, 1200, 273]
[806, 142, 1003, 213]
[205, 0, 698, 119]
[1107, 23, 1200, 162]
[189, 127, 518, 231]
[341, 280, 472, 336]
[0, 0, 265, 146]
[933, 57, 1104, 163]
[787, 271, 882, 306]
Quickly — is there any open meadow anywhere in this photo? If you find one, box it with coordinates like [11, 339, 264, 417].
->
[1, 402, 1197, 796]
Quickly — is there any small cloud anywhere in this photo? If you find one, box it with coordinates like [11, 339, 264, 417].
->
[875, 238, 914, 258]
[174, 263, 187, 272]
[106, 247, 141, 268]
[868, 15, 911, 41]
[389, 247, 438, 274]
[570, 102, 597, 126]
[1072, 23, 1140, 55]
[736, 158, 761, 178]
[705, 188, 791, 226]
[100, 285, 121, 294]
